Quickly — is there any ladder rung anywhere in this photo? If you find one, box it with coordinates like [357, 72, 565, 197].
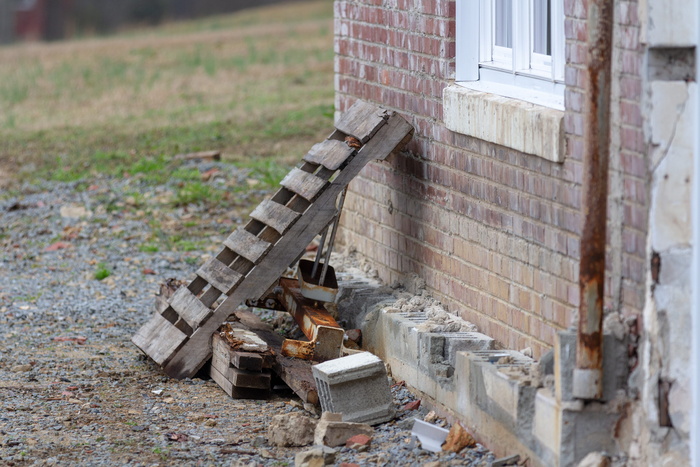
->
[334, 100, 388, 143]
[280, 168, 327, 201]
[197, 257, 243, 295]
[223, 228, 272, 264]
[250, 199, 300, 234]
[303, 139, 354, 171]
[169, 287, 212, 330]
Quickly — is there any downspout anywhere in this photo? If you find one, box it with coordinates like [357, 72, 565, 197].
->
[691, 2, 700, 463]
[572, 0, 614, 400]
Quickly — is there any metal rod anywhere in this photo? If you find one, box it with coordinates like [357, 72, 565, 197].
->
[311, 227, 329, 278]
[573, 0, 613, 401]
[320, 188, 348, 286]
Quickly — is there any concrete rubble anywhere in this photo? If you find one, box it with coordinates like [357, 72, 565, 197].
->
[268, 413, 317, 447]
[313, 412, 374, 447]
[294, 445, 338, 467]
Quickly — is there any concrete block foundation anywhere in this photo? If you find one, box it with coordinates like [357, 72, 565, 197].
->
[336, 278, 629, 467]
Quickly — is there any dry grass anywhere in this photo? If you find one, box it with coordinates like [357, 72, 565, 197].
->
[0, 0, 334, 180]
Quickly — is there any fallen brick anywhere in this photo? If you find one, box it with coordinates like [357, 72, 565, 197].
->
[346, 433, 371, 451]
[402, 400, 421, 411]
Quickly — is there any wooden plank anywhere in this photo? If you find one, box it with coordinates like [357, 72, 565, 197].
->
[210, 365, 269, 399]
[213, 331, 272, 371]
[232, 351, 266, 371]
[169, 287, 212, 330]
[131, 313, 188, 366]
[223, 228, 271, 264]
[228, 367, 271, 390]
[303, 140, 355, 171]
[334, 100, 388, 143]
[249, 199, 300, 234]
[196, 258, 242, 295]
[280, 168, 327, 201]
[160, 113, 413, 381]
[232, 310, 319, 404]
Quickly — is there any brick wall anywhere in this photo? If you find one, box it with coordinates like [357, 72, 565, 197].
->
[335, 0, 647, 356]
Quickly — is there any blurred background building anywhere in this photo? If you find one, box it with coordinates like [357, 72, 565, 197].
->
[0, 0, 293, 44]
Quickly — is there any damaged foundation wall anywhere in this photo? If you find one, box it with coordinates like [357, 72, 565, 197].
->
[619, 0, 697, 464]
[334, 0, 649, 360]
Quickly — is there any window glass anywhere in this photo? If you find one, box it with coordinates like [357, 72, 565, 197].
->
[494, 0, 513, 48]
[532, 0, 551, 55]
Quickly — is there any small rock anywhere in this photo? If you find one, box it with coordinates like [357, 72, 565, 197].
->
[60, 204, 91, 219]
[205, 419, 217, 427]
[260, 448, 275, 459]
[11, 364, 32, 372]
[442, 422, 476, 453]
[424, 410, 438, 424]
[423, 462, 446, 467]
[251, 436, 266, 447]
[576, 452, 610, 467]
[520, 347, 533, 358]
[295, 446, 337, 467]
[268, 413, 317, 447]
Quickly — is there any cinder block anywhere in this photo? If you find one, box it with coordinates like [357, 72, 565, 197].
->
[312, 352, 395, 426]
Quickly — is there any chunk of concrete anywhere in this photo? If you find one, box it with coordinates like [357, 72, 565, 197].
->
[312, 352, 395, 425]
[268, 413, 317, 447]
[294, 446, 337, 467]
[313, 414, 373, 447]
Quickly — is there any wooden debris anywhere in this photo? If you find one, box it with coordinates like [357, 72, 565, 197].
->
[174, 150, 221, 161]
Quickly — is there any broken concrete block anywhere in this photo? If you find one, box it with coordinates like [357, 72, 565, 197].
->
[313, 414, 373, 447]
[312, 351, 395, 425]
[442, 422, 476, 452]
[294, 446, 337, 467]
[268, 413, 317, 447]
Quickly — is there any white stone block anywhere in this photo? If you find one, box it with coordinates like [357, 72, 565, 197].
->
[312, 352, 395, 426]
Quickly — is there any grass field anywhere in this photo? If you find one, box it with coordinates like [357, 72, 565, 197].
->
[0, 0, 335, 186]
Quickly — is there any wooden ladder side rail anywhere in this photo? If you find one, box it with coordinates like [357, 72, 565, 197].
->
[161, 113, 413, 379]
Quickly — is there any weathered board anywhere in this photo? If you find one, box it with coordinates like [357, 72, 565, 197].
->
[196, 258, 242, 295]
[280, 168, 327, 201]
[234, 310, 319, 405]
[132, 101, 413, 379]
[169, 287, 211, 330]
[223, 228, 271, 264]
[303, 140, 355, 171]
[334, 100, 388, 143]
[131, 313, 188, 366]
[249, 199, 300, 234]
[210, 365, 269, 399]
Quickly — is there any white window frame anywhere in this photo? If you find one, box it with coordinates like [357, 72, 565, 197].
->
[456, 0, 565, 110]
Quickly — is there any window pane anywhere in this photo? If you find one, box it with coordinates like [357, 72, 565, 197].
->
[533, 0, 551, 55]
[494, 0, 512, 48]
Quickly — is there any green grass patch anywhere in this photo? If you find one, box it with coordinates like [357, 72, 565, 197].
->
[94, 263, 112, 281]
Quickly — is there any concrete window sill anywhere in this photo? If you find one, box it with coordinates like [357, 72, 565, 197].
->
[443, 85, 565, 163]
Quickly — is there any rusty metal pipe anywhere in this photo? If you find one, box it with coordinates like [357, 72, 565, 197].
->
[312, 227, 329, 278]
[573, 0, 614, 400]
[320, 188, 348, 286]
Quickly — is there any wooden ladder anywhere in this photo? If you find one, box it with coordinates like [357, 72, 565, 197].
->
[131, 101, 413, 380]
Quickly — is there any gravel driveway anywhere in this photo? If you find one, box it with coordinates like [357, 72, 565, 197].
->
[0, 161, 495, 466]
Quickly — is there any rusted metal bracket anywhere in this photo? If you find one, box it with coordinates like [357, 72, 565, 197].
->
[277, 277, 344, 362]
[245, 295, 286, 311]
